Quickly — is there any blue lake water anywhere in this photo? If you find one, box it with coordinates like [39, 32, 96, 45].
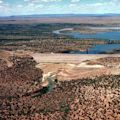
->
[65, 31, 120, 40]
[53, 28, 120, 54]
[70, 44, 120, 54]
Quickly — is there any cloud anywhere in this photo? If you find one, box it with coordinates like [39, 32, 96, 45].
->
[41, 0, 62, 2]
[0, 0, 120, 16]
[67, 0, 120, 14]
[24, 0, 63, 3]
[71, 0, 80, 3]
[0, 3, 12, 16]
[0, 0, 3, 4]
[69, 3, 77, 7]
[91, 3, 103, 7]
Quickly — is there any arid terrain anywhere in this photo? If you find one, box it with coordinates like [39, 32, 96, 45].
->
[0, 15, 120, 119]
[0, 50, 120, 120]
[1, 15, 120, 24]
[33, 54, 120, 81]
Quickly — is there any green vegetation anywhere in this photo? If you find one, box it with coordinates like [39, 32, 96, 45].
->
[0, 23, 109, 53]
[0, 23, 120, 53]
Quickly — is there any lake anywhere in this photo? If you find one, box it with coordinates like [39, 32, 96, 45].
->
[65, 31, 120, 41]
[53, 27, 120, 54]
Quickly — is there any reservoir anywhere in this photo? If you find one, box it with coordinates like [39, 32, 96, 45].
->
[53, 27, 120, 54]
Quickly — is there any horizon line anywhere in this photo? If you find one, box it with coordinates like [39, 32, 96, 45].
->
[1, 13, 120, 17]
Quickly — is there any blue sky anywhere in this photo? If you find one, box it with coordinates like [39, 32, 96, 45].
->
[0, 0, 120, 16]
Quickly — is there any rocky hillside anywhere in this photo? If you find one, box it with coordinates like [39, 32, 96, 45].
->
[0, 58, 119, 120]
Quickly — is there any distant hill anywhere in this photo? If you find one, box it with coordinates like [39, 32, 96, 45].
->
[1, 14, 120, 19]
[1, 14, 120, 24]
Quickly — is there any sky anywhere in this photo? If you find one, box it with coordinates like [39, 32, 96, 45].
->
[0, 0, 120, 16]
